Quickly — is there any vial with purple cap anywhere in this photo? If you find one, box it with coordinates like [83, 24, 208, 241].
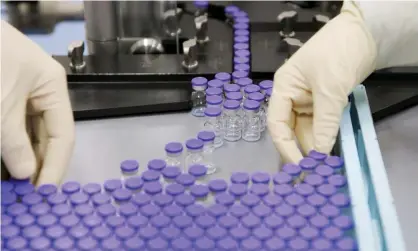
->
[243, 84, 261, 99]
[224, 5, 240, 20]
[164, 142, 183, 168]
[223, 100, 242, 142]
[325, 155, 345, 174]
[191, 77, 208, 117]
[234, 56, 250, 65]
[234, 42, 249, 51]
[248, 92, 267, 132]
[161, 166, 181, 184]
[206, 95, 223, 109]
[184, 138, 204, 171]
[206, 87, 223, 97]
[215, 72, 231, 84]
[232, 70, 249, 83]
[197, 131, 216, 174]
[203, 108, 224, 148]
[120, 159, 139, 179]
[237, 78, 253, 94]
[194, 0, 208, 16]
[265, 88, 272, 108]
[258, 80, 273, 94]
[242, 100, 261, 142]
[235, 48, 250, 58]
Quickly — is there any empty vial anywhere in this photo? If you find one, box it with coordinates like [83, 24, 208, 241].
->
[185, 204, 206, 218]
[325, 156, 345, 174]
[161, 166, 181, 183]
[206, 87, 223, 97]
[248, 92, 267, 132]
[315, 164, 334, 177]
[82, 183, 102, 197]
[120, 160, 139, 179]
[191, 77, 208, 117]
[243, 84, 260, 99]
[197, 131, 216, 174]
[242, 100, 261, 142]
[208, 179, 228, 193]
[299, 157, 319, 174]
[237, 78, 253, 93]
[259, 80, 273, 94]
[225, 91, 244, 105]
[206, 95, 223, 109]
[104, 179, 123, 194]
[232, 71, 248, 84]
[207, 204, 228, 218]
[184, 138, 204, 170]
[124, 176, 143, 193]
[203, 108, 224, 148]
[223, 100, 242, 141]
[273, 171, 293, 185]
[214, 72, 231, 84]
[148, 159, 167, 172]
[231, 172, 250, 184]
[165, 142, 183, 168]
[189, 164, 208, 181]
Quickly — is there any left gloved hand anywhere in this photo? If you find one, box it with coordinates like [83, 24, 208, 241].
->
[1, 20, 75, 185]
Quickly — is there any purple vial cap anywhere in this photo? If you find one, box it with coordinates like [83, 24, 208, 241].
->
[1, 214, 13, 226]
[223, 83, 240, 93]
[286, 214, 307, 229]
[74, 204, 94, 218]
[259, 80, 273, 90]
[106, 215, 125, 229]
[315, 164, 334, 177]
[119, 202, 139, 218]
[142, 170, 161, 182]
[2, 225, 20, 239]
[165, 142, 183, 154]
[250, 184, 269, 197]
[189, 164, 207, 177]
[37, 184, 57, 197]
[148, 159, 166, 171]
[153, 193, 174, 207]
[6, 236, 27, 249]
[175, 193, 195, 207]
[241, 237, 262, 250]
[191, 76, 208, 86]
[295, 183, 315, 197]
[6, 203, 28, 216]
[92, 193, 111, 206]
[15, 213, 35, 227]
[252, 204, 272, 218]
[235, 16, 250, 23]
[161, 226, 181, 240]
[253, 226, 274, 241]
[196, 215, 216, 229]
[234, 42, 249, 50]
[206, 87, 223, 96]
[101, 237, 120, 250]
[282, 163, 302, 177]
[78, 237, 98, 250]
[275, 203, 295, 218]
[206, 225, 227, 241]
[299, 157, 318, 171]
[297, 204, 317, 218]
[197, 131, 216, 143]
[265, 237, 285, 251]
[304, 173, 324, 186]
[231, 172, 249, 184]
[61, 181, 80, 194]
[92, 225, 112, 240]
[185, 204, 206, 217]
[59, 214, 80, 228]
[307, 193, 327, 208]
[172, 237, 192, 251]
[104, 179, 122, 192]
[248, 92, 265, 102]
[229, 204, 250, 218]
[266, 88, 272, 97]
[69, 225, 89, 239]
[251, 172, 270, 184]
[207, 204, 228, 218]
[235, 35, 249, 43]
[217, 237, 238, 251]
[161, 166, 181, 179]
[196, 236, 215, 251]
[194, 0, 208, 8]
[318, 184, 338, 197]
[82, 183, 101, 196]
[9, 177, 30, 185]
[333, 215, 354, 230]
[112, 188, 132, 202]
[328, 174, 347, 188]
[228, 183, 247, 197]
[83, 214, 102, 229]
[244, 84, 261, 95]
[263, 193, 283, 207]
[97, 203, 116, 218]
[14, 183, 35, 196]
[308, 150, 328, 161]
[310, 214, 330, 229]
[127, 215, 148, 229]
[288, 237, 309, 251]
[184, 226, 204, 240]
[218, 215, 239, 229]
[234, 56, 250, 64]
[148, 237, 168, 250]
[336, 237, 358, 250]
[215, 192, 235, 206]
[115, 226, 135, 240]
[233, 22, 249, 30]
[276, 226, 296, 240]
[225, 5, 239, 14]
[320, 203, 341, 218]
[264, 214, 285, 229]
[124, 237, 145, 250]
[230, 226, 250, 241]
[124, 176, 144, 191]
[140, 203, 160, 218]
[206, 95, 223, 105]
[1, 192, 17, 206]
[23, 224, 43, 239]
[300, 226, 320, 241]
[47, 193, 67, 205]
[69, 192, 89, 206]
[208, 179, 228, 192]
[51, 203, 70, 217]
[325, 156, 344, 169]
[185, 138, 204, 150]
[215, 72, 231, 81]
[190, 184, 210, 198]
[241, 213, 261, 229]
[54, 236, 75, 250]
[175, 173, 196, 186]
[120, 159, 139, 173]
[45, 224, 65, 239]
[1, 181, 14, 193]
[225, 91, 243, 101]
[241, 193, 260, 207]
[138, 225, 158, 239]
[165, 183, 185, 196]
[312, 238, 333, 251]
[143, 181, 163, 195]
[273, 183, 293, 197]
[30, 236, 51, 249]
[234, 64, 251, 72]
[323, 226, 344, 241]
[237, 77, 253, 88]
[235, 49, 251, 58]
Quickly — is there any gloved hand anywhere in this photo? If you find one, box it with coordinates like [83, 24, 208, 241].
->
[268, 1, 418, 164]
[1, 21, 75, 185]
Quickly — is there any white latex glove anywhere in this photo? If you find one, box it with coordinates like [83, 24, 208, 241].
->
[1, 20, 75, 185]
[268, 1, 418, 164]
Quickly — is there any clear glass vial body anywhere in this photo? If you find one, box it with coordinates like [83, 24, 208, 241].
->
[204, 116, 224, 148]
[191, 85, 207, 117]
[242, 108, 261, 142]
[185, 148, 204, 170]
[202, 140, 216, 174]
[223, 109, 242, 141]
[166, 152, 182, 167]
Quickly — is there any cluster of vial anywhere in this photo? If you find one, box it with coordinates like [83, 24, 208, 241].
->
[2, 148, 357, 250]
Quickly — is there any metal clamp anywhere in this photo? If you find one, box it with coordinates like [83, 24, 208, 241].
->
[277, 10, 298, 39]
[195, 15, 209, 44]
[283, 37, 304, 60]
[182, 39, 199, 71]
[68, 41, 86, 72]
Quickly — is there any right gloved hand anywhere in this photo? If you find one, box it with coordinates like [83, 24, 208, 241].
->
[268, 1, 418, 164]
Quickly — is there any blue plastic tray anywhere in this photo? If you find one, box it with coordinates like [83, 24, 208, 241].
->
[339, 85, 406, 251]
